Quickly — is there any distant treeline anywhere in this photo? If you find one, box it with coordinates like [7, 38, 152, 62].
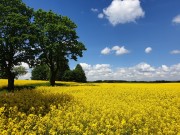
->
[91, 80, 180, 83]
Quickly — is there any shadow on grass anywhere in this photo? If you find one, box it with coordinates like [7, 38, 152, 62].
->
[0, 81, 97, 93]
[0, 81, 76, 117]
[0, 88, 74, 117]
[0, 82, 71, 92]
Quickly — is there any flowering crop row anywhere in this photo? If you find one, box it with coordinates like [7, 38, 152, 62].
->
[0, 80, 180, 134]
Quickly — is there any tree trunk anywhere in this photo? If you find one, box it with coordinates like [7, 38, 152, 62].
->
[7, 71, 15, 92]
[50, 71, 56, 86]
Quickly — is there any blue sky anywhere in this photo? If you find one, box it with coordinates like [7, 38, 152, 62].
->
[21, 0, 180, 81]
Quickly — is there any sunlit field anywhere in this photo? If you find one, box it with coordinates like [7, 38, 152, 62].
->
[0, 79, 180, 134]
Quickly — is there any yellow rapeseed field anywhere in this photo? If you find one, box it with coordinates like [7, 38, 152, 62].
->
[0, 79, 180, 134]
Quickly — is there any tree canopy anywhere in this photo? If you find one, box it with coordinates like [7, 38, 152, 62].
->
[0, 0, 38, 91]
[74, 64, 87, 82]
[0, 0, 86, 91]
[34, 9, 86, 86]
[62, 64, 87, 83]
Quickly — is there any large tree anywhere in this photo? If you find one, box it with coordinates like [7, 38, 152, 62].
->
[34, 9, 86, 86]
[0, 0, 38, 91]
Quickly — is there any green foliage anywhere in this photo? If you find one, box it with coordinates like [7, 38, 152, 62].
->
[0, 0, 38, 91]
[56, 59, 70, 81]
[0, 66, 27, 79]
[0, 71, 7, 79]
[31, 63, 69, 81]
[0, 0, 86, 90]
[0, 0, 38, 66]
[62, 70, 76, 82]
[74, 64, 87, 82]
[62, 64, 87, 83]
[13, 66, 27, 79]
[34, 9, 86, 86]
[31, 65, 49, 80]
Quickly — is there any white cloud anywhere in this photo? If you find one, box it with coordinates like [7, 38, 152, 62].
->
[112, 46, 130, 55]
[91, 8, 99, 13]
[14, 62, 29, 69]
[101, 0, 145, 26]
[111, 46, 120, 51]
[161, 65, 169, 72]
[170, 50, 180, 54]
[172, 15, 180, 24]
[21, 62, 29, 69]
[101, 46, 130, 56]
[145, 47, 152, 54]
[101, 47, 111, 55]
[79, 63, 91, 71]
[98, 13, 104, 19]
[16, 62, 180, 81]
[135, 62, 155, 72]
[80, 62, 180, 81]
[18, 71, 31, 80]
[80, 63, 113, 80]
